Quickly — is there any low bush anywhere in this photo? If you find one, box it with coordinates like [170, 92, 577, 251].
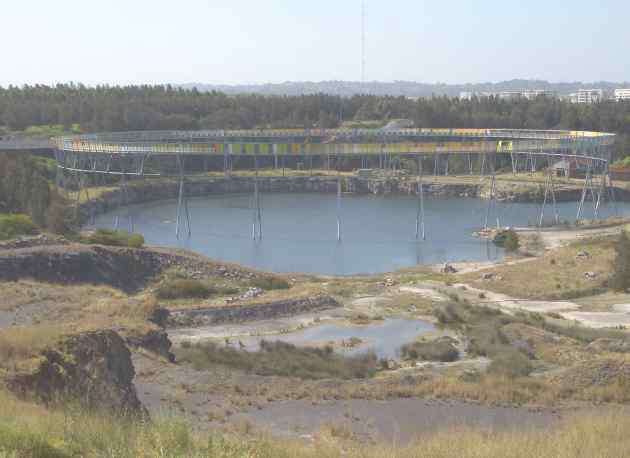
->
[434, 303, 463, 325]
[155, 279, 214, 300]
[86, 229, 144, 248]
[487, 351, 533, 378]
[250, 276, 290, 290]
[503, 229, 520, 252]
[0, 214, 38, 239]
[401, 339, 459, 362]
[178, 340, 379, 380]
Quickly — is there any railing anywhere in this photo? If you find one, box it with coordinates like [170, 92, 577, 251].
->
[53, 128, 616, 156]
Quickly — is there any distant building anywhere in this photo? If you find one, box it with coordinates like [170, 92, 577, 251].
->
[569, 89, 603, 104]
[615, 88, 630, 101]
[552, 159, 589, 178]
[459, 90, 553, 100]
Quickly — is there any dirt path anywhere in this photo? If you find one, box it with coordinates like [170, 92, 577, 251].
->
[520, 225, 625, 250]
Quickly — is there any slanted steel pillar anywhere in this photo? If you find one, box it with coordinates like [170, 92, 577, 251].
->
[415, 156, 425, 240]
[484, 154, 498, 230]
[252, 154, 262, 240]
[336, 156, 342, 242]
[175, 153, 191, 239]
[576, 163, 591, 222]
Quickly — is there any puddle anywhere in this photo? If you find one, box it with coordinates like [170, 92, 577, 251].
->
[231, 319, 433, 360]
[169, 308, 435, 360]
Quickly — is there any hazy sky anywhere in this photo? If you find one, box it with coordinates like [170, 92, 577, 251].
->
[1, 0, 628, 86]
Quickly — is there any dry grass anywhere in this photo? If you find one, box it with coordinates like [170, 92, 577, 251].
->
[177, 340, 380, 380]
[1, 389, 630, 457]
[460, 238, 614, 300]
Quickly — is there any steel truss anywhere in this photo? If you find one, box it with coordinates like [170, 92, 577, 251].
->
[53, 129, 615, 242]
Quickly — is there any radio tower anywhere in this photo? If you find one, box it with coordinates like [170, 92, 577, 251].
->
[361, 0, 366, 84]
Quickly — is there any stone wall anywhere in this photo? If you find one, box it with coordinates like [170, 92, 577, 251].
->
[169, 294, 340, 326]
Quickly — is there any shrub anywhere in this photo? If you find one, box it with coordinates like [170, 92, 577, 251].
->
[401, 339, 459, 362]
[127, 233, 145, 248]
[434, 304, 462, 325]
[86, 229, 144, 248]
[178, 340, 379, 380]
[502, 230, 520, 252]
[487, 351, 533, 378]
[250, 276, 290, 290]
[0, 214, 38, 239]
[45, 200, 74, 234]
[155, 279, 214, 300]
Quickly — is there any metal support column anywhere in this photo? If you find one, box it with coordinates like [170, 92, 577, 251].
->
[415, 156, 425, 240]
[336, 156, 342, 242]
[484, 154, 498, 230]
[252, 154, 262, 240]
[175, 153, 191, 239]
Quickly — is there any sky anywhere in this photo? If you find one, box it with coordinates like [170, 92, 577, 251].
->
[1, 0, 629, 86]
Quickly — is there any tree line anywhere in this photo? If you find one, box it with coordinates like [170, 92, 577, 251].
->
[0, 153, 70, 233]
[1, 84, 629, 155]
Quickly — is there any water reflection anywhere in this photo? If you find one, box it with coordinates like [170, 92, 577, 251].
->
[89, 193, 625, 275]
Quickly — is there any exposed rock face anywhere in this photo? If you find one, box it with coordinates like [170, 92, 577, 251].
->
[0, 245, 163, 292]
[125, 329, 175, 362]
[8, 330, 143, 413]
[169, 294, 340, 326]
[79, 177, 482, 222]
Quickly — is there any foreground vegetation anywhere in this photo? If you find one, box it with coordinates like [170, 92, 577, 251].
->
[1, 85, 629, 156]
[178, 340, 379, 380]
[0, 153, 72, 235]
[1, 389, 630, 458]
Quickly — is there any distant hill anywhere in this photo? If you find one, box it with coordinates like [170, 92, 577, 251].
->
[180, 80, 630, 97]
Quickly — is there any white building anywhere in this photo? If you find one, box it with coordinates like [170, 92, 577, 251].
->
[569, 89, 603, 104]
[459, 89, 552, 100]
[615, 88, 630, 101]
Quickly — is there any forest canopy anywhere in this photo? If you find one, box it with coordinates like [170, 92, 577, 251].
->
[1, 84, 629, 155]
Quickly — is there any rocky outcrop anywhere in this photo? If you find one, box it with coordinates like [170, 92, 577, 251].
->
[0, 245, 164, 292]
[78, 176, 481, 222]
[0, 234, 69, 250]
[8, 330, 143, 413]
[125, 329, 175, 362]
[169, 294, 340, 326]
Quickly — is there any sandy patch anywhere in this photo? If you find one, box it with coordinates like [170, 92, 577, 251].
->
[560, 311, 630, 328]
[350, 296, 393, 307]
[398, 286, 446, 301]
[454, 283, 580, 313]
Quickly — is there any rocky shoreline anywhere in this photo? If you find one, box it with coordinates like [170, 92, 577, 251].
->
[78, 175, 630, 223]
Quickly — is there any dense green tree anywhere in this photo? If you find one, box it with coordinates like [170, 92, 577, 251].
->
[0, 153, 69, 232]
[0, 84, 629, 157]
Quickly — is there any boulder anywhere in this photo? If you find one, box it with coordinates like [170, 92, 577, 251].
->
[8, 330, 144, 413]
[442, 263, 458, 274]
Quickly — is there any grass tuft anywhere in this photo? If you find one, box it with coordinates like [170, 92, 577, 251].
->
[178, 340, 379, 380]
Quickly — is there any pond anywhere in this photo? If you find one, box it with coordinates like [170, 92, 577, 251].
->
[169, 318, 436, 360]
[89, 193, 627, 275]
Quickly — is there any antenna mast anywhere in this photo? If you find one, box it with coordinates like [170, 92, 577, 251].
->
[361, 0, 366, 84]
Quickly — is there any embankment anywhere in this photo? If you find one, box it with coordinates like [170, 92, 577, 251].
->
[79, 175, 630, 222]
[168, 294, 340, 327]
